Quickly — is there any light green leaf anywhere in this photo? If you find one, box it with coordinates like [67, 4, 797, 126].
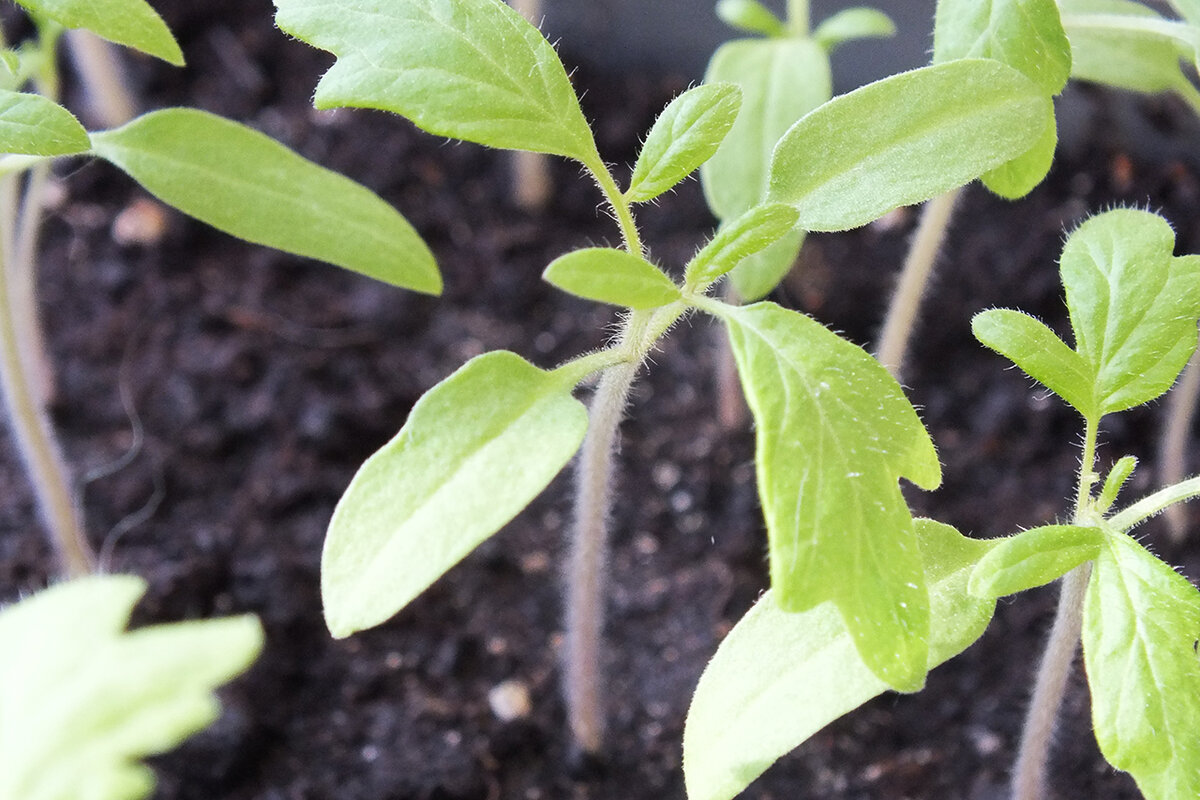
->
[701, 37, 832, 221]
[685, 203, 800, 290]
[769, 59, 1053, 231]
[981, 111, 1057, 199]
[934, 0, 1072, 95]
[728, 228, 804, 302]
[1060, 0, 1198, 95]
[1061, 209, 1200, 415]
[969, 524, 1104, 598]
[683, 519, 995, 800]
[90, 108, 440, 294]
[972, 308, 1095, 418]
[14, 0, 182, 65]
[1098, 455, 1137, 512]
[273, 0, 599, 164]
[0, 90, 89, 156]
[543, 247, 681, 309]
[626, 83, 742, 204]
[715, 0, 786, 36]
[0, 575, 262, 800]
[717, 300, 941, 690]
[1168, 0, 1200, 25]
[813, 7, 897, 51]
[322, 351, 588, 638]
[1083, 531, 1200, 800]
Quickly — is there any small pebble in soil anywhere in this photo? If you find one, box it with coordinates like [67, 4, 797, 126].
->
[112, 197, 169, 246]
[488, 679, 533, 722]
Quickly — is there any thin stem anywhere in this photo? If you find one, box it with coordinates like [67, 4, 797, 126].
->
[1158, 344, 1200, 541]
[876, 187, 963, 380]
[786, 0, 810, 35]
[562, 156, 661, 753]
[1110, 475, 1200, 532]
[1010, 563, 1091, 800]
[1010, 416, 1099, 800]
[64, 30, 136, 128]
[0, 173, 92, 576]
[564, 357, 637, 753]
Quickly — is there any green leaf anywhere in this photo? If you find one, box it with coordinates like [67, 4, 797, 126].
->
[273, 0, 599, 164]
[1169, 0, 1200, 25]
[728, 227, 804, 302]
[683, 520, 995, 800]
[769, 59, 1053, 231]
[701, 37, 832, 221]
[812, 7, 897, 51]
[972, 308, 1096, 418]
[1098, 455, 1137, 512]
[685, 202, 800, 290]
[626, 83, 741, 204]
[1061, 0, 1198, 95]
[934, 0, 1072, 95]
[543, 247, 681, 309]
[14, 0, 183, 65]
[717, 300, 941, 690]
[1061, 209, 1200, 415]
[715, 0, 786, 36]
[981, 111, 1057, 199]
[90, 108, 441, 294]
[0, 575, 262, 800]
[969, 524, 1104, 598]
[1083, 531, 1200, 799]
[322, 351, 588, 638]
[0, 90, 89, 156]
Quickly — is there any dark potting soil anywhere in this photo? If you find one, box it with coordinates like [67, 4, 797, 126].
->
[3, 2, 1200, 798]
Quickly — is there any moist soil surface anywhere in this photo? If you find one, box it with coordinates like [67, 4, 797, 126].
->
[4, 2, 1200, 799]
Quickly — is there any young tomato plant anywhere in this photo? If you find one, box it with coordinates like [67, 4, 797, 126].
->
[0, 0, 440, 577]
[273, 0, 1054, 755]
[684, 208, 1200, 800]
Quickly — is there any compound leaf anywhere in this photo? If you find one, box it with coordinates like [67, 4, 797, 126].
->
[90, 108, 441, 294]
[969, 524, 1104, 598]
[685, 202, 799, 290]
[0, 90, 89, 156]
[717, 301, 941, 691]
[0, 575, 262, 800]
[769, 59, 1052, 231]
[273, 0, 599, 164]
[626, 83, 742, 204]
[322, 351, 588, 638]
[14, 0, 183, 65]
[1061, 209, 1200, 416]
[683, 520, 994, 800]
[1083, 531, 1200, 800]
[543, 247, 681, 309]
[702, 36, 831, 221]
[972, 308, 1095, 418]
[812, 7, 897, 51]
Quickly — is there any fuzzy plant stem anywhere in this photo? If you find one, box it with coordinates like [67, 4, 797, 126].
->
[1158, 344, 1200, 542]
[1010, 563, 1091, 800]
[875, 186, 962, 380]
[507, 0, 551, 210]
[564, 357, 638, 753]
[64, 30, 136, 128]
[1010, 418, 1099, 800]
[0, 172, 92, 577]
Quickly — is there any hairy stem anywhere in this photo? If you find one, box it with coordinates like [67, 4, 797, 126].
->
[0, 173, 92, 576]
[1011, 417, 1099, 800]
[1010, 563, 1091, 800]
[1110, 475, 1200, 532]
[564, 357, 637, 753]
[64, 30, 136, 128]
[876, 187, 962, 380]
[1158, 344, 1200, 541]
